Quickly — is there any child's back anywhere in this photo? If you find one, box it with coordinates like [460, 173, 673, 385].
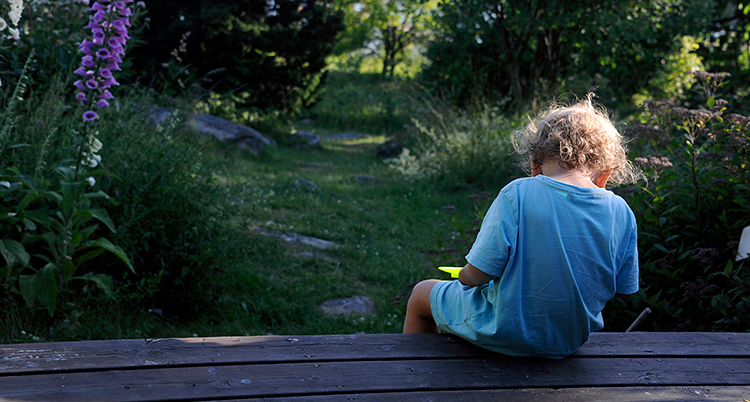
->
[404, 97, 642, 358]
[439, 175, 638, 358]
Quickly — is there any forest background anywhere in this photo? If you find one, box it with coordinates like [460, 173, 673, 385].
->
[0, 0, 748, 343]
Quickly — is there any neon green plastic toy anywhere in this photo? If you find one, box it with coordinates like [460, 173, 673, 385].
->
[438, 266, 462, 278]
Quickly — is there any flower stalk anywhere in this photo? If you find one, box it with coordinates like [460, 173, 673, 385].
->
[74, 0, 133, 179]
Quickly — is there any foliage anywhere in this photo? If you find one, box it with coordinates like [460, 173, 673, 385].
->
[333, 0, 438, 77]
[131, 0, 344, 114]
[611, 72, 750, 331]
[421, 0, 713, 108]
[1, 57, 132, 318]
[0, 1, 147, 92]
[697, 1, 750, 111]
[387, 100, 517, 189]
[304, 71, 415, 135]
[94, 94, 236, 316]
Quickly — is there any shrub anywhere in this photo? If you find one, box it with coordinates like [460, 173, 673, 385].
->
[612, 72, 750, 331]
[388, 102, 517, 189]
[95, 92, 235, 316]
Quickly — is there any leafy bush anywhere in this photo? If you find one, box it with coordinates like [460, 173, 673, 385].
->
[610, 72, 750, 331]
[95, 93, 236, 316]
[417, 73, 750, 332]
[388, 102, 517, 189]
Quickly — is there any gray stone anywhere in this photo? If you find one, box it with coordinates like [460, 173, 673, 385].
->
[252, 227, 340, 250]
[320, 296, 375, 317]
[147, 107, 277, 157]
[375, 139, 403, 158]
[322, 133, 370, 140]
[355, 174, 377, 184]
[189, 113, 277, 157]
[292, 131, 322, 148]
[292, 179, 320, 192]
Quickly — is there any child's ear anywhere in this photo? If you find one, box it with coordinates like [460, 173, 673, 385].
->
[531, 160, 542, 177]
[593, 171, 611, 188]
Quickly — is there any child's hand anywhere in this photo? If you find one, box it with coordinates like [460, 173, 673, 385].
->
[459, 263, 496, 287]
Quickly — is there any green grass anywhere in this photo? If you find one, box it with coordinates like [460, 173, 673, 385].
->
[1, 127, 486, 343]
[183, 136, 481, 337]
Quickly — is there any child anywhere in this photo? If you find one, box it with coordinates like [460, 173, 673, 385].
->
[403, 97, 641, 359]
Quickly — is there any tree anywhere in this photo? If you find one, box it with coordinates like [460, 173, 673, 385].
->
[131, 0, 344, 113]
[421, 0, 713, 107]
[334, 0, 437, 77]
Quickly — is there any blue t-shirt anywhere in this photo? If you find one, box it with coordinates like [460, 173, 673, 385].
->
[430, 176, 639, 358]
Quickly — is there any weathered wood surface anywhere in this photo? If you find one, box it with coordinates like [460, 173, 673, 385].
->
[1, 332, 749, 401]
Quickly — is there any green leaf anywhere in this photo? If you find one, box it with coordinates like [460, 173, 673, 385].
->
[72, 209, 93, 227]
[61, 259, 77, 282]
[707, 96, 715, 108]
[76, 248, 105, 267]
[83, 238, 134, 273]
[38, 264, 57, 317]
[24, 209, 52, 228]
[0, 239, 30, 273]
[61, 181, 80, 213]
[87, 273, 115, 298]
[19, 273, 39, 308]
[89, 208, 116, 233]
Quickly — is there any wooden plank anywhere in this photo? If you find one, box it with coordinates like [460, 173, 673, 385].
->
[220, 386, 750, 402]
[1, 357, 748, 401]
[3, 333, 750, 375]
[575, 332, 750, 357]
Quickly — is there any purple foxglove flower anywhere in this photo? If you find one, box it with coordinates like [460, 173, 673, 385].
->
[119, 8, 132, 16]
[85, 79, 99, 89]
[76, 92, 87, 103]
[99, 90, 114, 100]
[91, 2, 106, 11]
[85, 21, 100, 29]
[93, 10, 106, 23]
[75, 66, 92, 78]
[113, 1, 125, 9]
[96, 48, 111, 59]
[83, 110, 99, 121]
[79, 39, 96, 53]
[81, 55, 95, 67]
[74, 80, 86, 90]
[99, 68, 112, 79]
[108, 53, 123, 63]
[93, 28, 105, 41]
[106, 62, 121, 71]
[101, 77, 119, 88]
[117, 16, 131, 27]
[97, 99, 110, 108]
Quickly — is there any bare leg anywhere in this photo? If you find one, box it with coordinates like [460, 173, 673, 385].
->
[403, 279, 440, 333]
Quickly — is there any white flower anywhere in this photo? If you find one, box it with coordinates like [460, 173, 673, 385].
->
[7, 27, 19, 40]
[90, 138, 103, 153]
[7, 11, 20, 26]
[0, 181, 10, 188]
[0, 18, 7, 31]
[87, 177, 96, 187]
[87, 153, 102, 168]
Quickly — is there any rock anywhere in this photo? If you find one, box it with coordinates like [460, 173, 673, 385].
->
[320, 296, 375, 317]
[291, 131, 322, 149]
[322, 133, 370, 140]
[147, 107, 277, 157]
[252, 227, 340, 250]
[189, 113, 277, 157]
[354, 174, 377, 184]
[292, 179, 320, 192]
[375, 139, 403, 158]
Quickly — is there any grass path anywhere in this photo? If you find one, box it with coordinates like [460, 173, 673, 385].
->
[192, 134, 484, 337]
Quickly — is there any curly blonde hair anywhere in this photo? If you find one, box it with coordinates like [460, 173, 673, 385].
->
[512, 96, 640, 186]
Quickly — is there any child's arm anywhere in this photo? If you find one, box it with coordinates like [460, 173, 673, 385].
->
[458, 263, 496, 287]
